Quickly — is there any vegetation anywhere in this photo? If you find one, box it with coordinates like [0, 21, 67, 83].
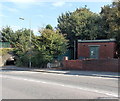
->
[31, 28, 67, 67]
[0, 1, 119, 67]
[100, 1, 120, 57]
[58, 8, 101, 47]
[57, 1, 120, 58]
[0, 48, 13, 56]
[0, 26, 67, 67]
[45, 24, 53, 30]
[57, 7, 102, 58]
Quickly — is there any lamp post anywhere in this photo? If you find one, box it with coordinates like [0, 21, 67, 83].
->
[74, 40, 76, 60]
[19, 17, 32, 68]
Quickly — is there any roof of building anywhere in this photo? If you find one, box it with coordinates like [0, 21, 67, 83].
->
[78, 39, 116, 43]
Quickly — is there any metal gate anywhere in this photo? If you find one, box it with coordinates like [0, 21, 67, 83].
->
[89, 46, 99, 59]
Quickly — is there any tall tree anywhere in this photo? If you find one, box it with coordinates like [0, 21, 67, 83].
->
[12, 28, 35, 66]
[0, 26, 14, 42]
[0, 27, 34, 50]
[1, 27, 35, 66]
[100, 1, 120, 57]
[57, 7, 101, 58]
[58, 7, 101, 44]
[32, 28, 67, 67]
[14, 29, 34, 53]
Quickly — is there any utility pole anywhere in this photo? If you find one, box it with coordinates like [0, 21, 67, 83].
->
[19, 17, 32, 68]
[74, 40, 76, 60]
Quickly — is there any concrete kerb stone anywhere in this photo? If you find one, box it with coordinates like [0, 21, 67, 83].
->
[1, 66, 120, 78]
[36, 70, 119, 78]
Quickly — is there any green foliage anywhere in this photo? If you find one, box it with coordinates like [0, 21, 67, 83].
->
[1, 1, 120, 66]
[100, 2, 120, 38]
[57, 7, 102, 59]
[0, 48, 13, 56]
[13, 29, 35, 66]
[32, 29, 67, 67]
[45, 24, 53, 30]
[57, 3, 120, 58]
[100, 1, 120, 57]
[0, 27, 34, 50]
[40, 29, 67, 57]
[0, 26, 14, 42]
[57, 7, 101, 48]
[13, 29, 34, 54]
[0, 27, 35, 66]
[1, 26, 67, 67]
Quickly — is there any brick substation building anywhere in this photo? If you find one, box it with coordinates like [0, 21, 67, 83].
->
[63, 39, 120, 72]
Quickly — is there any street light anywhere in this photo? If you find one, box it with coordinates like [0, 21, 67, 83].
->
[19, 17, 32, 68]
[19, 17, 24, 20]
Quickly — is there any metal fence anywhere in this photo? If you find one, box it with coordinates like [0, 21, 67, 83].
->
[0, 42, 11, 48]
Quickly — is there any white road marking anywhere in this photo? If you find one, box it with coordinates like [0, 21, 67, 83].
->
[0, 75, 118, 97]
[41, 82, 47, 84]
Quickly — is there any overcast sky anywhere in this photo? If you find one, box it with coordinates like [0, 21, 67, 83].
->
[0, 0, 111, 35]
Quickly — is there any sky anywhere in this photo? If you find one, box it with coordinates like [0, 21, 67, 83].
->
[0, 0, 112, 35]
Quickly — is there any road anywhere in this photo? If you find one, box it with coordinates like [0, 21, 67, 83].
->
[0, 66, 119, 99]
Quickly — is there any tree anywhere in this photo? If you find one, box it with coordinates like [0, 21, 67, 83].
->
[100, 1, 120, 57]
[0, 27, 35, 66]
[100, 2, 120, 38]
[32, 28, 67, 67]
[0, 27, 34, 49]
[58, 8, 101, 40]
[1, 26, 67, 67]
[14, 29, 34, 53]
[57, 7, 101, 58]
[45, 24, 53, 30]
[0, 26, 14, 42]
[13, 28, 34, 66]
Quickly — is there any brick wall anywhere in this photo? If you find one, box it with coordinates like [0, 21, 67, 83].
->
[78, 42, 116, 59]
[62, 59, 119, 72]
[62, 60, 82, 70]
[82, 59, 119, 72]
[118, 59, 120, 72]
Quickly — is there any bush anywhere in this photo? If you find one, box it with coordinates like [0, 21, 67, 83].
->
[0, 48, 13, 56]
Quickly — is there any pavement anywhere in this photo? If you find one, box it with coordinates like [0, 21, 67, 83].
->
[1, 66, 120, 78]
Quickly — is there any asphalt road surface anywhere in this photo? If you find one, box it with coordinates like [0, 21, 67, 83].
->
[0, 66, 119, 99]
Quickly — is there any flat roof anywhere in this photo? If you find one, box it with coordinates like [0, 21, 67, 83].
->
[78, 39, 116, 43]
